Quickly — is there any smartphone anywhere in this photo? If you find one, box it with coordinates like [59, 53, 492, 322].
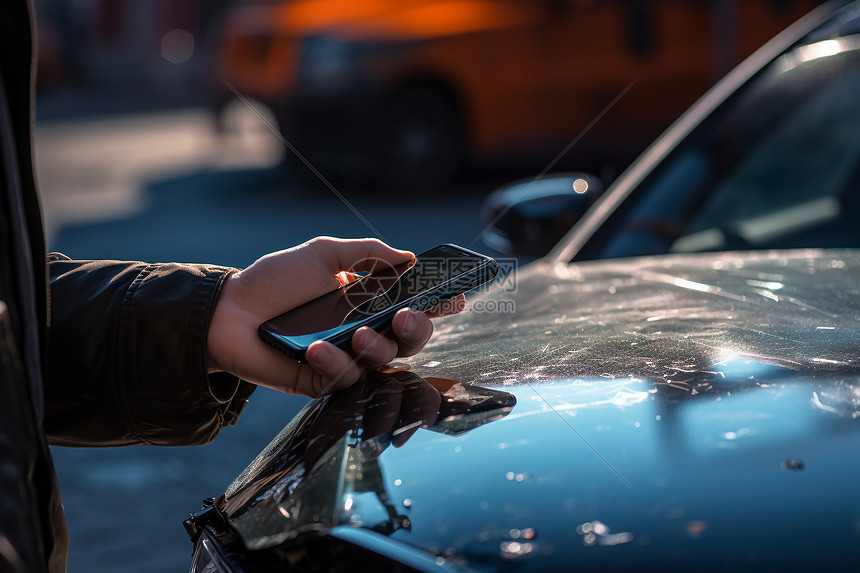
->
[258, 244, 499, 362]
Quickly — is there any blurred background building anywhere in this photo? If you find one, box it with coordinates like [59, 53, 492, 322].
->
[35, 0, 825, 182]
[35, 0, 227, 114]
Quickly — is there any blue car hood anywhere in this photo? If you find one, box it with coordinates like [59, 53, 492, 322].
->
[220, 249, 860, 570]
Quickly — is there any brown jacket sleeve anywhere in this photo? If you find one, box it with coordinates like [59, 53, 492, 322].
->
[44, 254, 255, 447]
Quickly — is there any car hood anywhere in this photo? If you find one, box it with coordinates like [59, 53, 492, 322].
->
[220, 249, 860, 571]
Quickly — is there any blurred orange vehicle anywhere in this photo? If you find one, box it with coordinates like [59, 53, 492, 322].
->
[213, 0, 822, 188]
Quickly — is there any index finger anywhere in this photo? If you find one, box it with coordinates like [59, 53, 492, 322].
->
[308, 237, 415, 274]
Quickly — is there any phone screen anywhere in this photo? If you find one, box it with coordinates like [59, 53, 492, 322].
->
[260, 245, 495, 352]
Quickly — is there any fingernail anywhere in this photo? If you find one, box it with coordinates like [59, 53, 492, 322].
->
[311, 344, 331, 367]
[400, 311, 415, 337]
[354, 327, 370, 349]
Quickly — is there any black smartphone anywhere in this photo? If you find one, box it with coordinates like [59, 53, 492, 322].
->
[257, 244, 499, 362]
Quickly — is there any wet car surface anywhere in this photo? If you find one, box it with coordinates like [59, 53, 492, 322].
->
[189, 250, 860, 571]
[186, 1, 860, 570]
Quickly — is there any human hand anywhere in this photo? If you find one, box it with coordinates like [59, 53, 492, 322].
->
[207, 237, 465, 397]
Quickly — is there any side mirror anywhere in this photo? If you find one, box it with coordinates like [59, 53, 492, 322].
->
[479, 173, 604, 258]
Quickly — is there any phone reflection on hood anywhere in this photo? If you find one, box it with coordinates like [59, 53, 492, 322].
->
[221, 369, 516, 551]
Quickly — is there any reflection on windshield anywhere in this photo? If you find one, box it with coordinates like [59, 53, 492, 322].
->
[582, 35, 860, 261]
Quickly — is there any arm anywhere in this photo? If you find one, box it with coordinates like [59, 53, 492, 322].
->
[45, 238, 461, 448]
[45, 254, 253, 447]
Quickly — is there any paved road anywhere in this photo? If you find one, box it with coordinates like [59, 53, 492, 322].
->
[36, 106, 502, 572]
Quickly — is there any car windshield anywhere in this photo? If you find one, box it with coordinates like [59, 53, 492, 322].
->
[574, 32, 860, 261]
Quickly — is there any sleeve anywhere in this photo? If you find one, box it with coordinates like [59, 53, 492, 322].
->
[44, 253, 256, 447]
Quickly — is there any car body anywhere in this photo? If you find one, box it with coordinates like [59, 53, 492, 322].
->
[213, 0, 821, 186]
[188, 249, 860, 572]
[187, 1, 860, 570]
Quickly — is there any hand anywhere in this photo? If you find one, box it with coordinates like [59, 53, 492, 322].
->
[206, 237, 465, 397]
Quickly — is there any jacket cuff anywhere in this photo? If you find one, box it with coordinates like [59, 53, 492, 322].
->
[46, 258, 258, 447]
[118, 263, 253, 445]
